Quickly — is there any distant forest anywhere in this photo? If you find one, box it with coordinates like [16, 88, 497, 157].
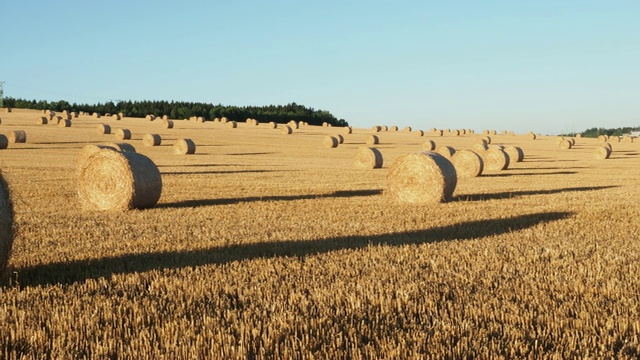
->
[562, 126, 640, 138]
[3, 97, 349, 127]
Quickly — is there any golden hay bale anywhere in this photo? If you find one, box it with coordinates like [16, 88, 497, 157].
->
[112, 114, 121, 121]
[163, 120, 174, 129]
[59, 119, 72, 127]
[429, 127, 437, 132]
[593, 146, 611, 160]
[508, 131, 515, 136]
[422, 140, 436, 151]
[0, 136, 7, 150]
[403, 126, 412, 132]
[323, 136, 339, 148]
[504, 146, 524, 162]
[288, 120, 299, 129]
[500, 130, 507, 135]
[268, 121, 277, 129]
[343, 126, 353, 134]
[381, 125, 389, 131]
[528, 132, 537, 140]
[253, 119, 260, 126]
[36, 117, 48, 125]
[415, 130, 425, 136]
[145, 115, 155, 121]
[555, 136, 565, 144]
[50, 116, 61, 124]
[97, 124, 111, 134]
[575, 133, 582, 138]
[622, 136, 634, 143]
[77, 149, 162, 211]
[609, 136, 620, 143]
[3, 108, 12, 113]
[77, 144, 119, 170]
[221, 117, 229, 123]
[118, 112, 124, 118]
[298, 121, 305, 128]
[322, 122, 329, 127]
[366, 134, 379, 145]
[386, 151, 457, 204]
[483, 148, 510, 172]
[196, 117, 205, 123]
[482, 130, 490, 135]
[0, 172, 14, 275]
[476, 138, 488, 147]
[8, 130, 26, 144]
[602, 142, 612, 151]
[105, 113, 112, 117]
[143, 133, 162, 147]
[162, 115, 169, 120]
[389, 126, 398, 131]
[450, 129, 460, 136]
[371, 125, 382, 132]
[336, 134, 345, 144]
[174, 138, 196, 155]
[93, 113, 101, 118]
[489, 130, 497, 135]
[433, 129, 443, 137]
[559, 139, 572, 149]
[116, 128, 131, 140]
[228, 121, 237, 128]
[597, 135, 608, 142]
[451, 150, 483, 178]
[435, 145, 455, 159]
[354, 147, 383, 169]
[102, 142, 136, 153]
[281, 125, 293, 134]
[569, 138, 576, 146]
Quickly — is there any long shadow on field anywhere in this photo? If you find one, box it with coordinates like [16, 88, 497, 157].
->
[454, 185, 617, 202]
[161, 170, 279, 176]
[157, 189, 383, 209]
[15, 211, 572, 287]
[481, 171, 578, 177]
[225, 152, 277, 156]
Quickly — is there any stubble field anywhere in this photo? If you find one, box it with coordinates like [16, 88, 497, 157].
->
[1, 108, 639, 359]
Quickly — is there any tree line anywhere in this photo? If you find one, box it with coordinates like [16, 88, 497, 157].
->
[3, 97, 349, 127]
[561, 126, 640, 138]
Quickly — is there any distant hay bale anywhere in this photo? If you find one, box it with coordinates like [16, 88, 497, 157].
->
[575, 133, 582, 138]
[451, 150, 483, 178]
[432, 129, 443, 136]
[93, 113, 101, 118]
[389, 126, 398, 132]
[288, 120, 299, 129]
[381, 125, 388, 131]
[435, 145, 455, 159]
[450, 129, 460, 136]
[602, 142, 612, 151]
[162, 115, 169, 120]
[483, 148, 510, 172]
[593, 146, 611, 160]
[8, 130, 26, 144]
[298, 121, 305, 128]
[77, 149, 162, 211]
[163, 120, 174, 129]
[145, 115, 155, 121]
[0, 172, 14, 275]
[116, 129, 131, 140]
[528, 132, 537, 140]
[482, 136, 492, 144]
[508, 131, 515, 136]
[221, 117, 229, 123]
[504, 146, 524, 162]
[609, 136, 620, 143]
[97, 124, 111, 134]
[336, 134, 344, 144]
[622, 136, 633, 143]
[102, 142, 136, 153]
[415, 130, 425, 136]
[174, 138, 196, 155]
[489, 130, 497, 135]
[143, 133, 162, 147]
[268, 121, 277, 129]
[354, 147, 383, 169]
[371, 125, 382, 132]
[3, 108, 12, 113]
[213, 117, 220, 122]
[429, 128, 437, 132]
[559, 139, 572, 149]
[366, 134, 379, 145]
[112, 114, 121, 120]
[482, 130, 490, 135]
[500, 130, 507, 135]
[386, 151, 457, 204]
[50, 116, 61, 124]
[118, 113, 124, 119]
[196, 117, 205, 123]
[343, 126, 353, 134]
[36, 117, 48, 125]
[421, 140, 436, 151]
[228, 121, 237, 128]
[105, 113, 112, 117]
[253, 119, 260, 126]
[476, 138, 488, 147]
[323, 136, 339, 148]
[322, 122, 329, 127]
[597, 135, 608, 142]
[403, 126, 412, 132]
[569, 138, 576, 146]
[58, 119, 72, 127]
[281, 125, 293, 134]
[0, 135, 7, 149]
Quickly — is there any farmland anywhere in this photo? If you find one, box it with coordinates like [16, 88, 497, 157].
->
[1, 108, 639, 358]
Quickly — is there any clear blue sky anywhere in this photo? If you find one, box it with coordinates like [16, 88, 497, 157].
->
[2, 1, 639, 134]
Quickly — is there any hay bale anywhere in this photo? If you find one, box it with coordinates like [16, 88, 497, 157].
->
[489, 130, 497, 135]
[281, 125, 293, 134]
[403, 126, 412, 132]
[415, 130, 425, 137]
[622, 136, 634, 143]
[354, 147, 383, 169]
[163, 120, 174, 129]
[559, 139, 572, 149]
[504, 146, 524, 162]
[593, 146, 611, 160]
[36, 117, 48, 125]
[323, 136, 339, 148]
[145, 115, 155, 121]
[451, 150, 483, 178]
[112, 114, 121, 120]
[371, 125, 382, 132]
[59, 119, 72, 127]
[450, 129, 460, 136]
[343, 126, 353, 134]
[500, 130, 507, 135]
[422, 140, 436, 151]
[228, 121, 237, 128]
[386, 151, 457, 204]
[322, 122, 329, 127]
[174, 138, 196, 155]
[576, 133, 582, 138]
[0, 136, 7, 150]
[508, 131, 515, 136]
[102, 142, 136, 153]
[97, 124, 111, 134]
[597, 135, 608, 142]
[221, 117, 229, 123]
[162, 115, 169, 120]
[336, 134, 344, 144]
[528, 132, 537, 140]
[268, 121, 277, 129]
[50, 116, 61, 124]
[288, 120, 299, 129]
[116, 129, 131, 140]
[389, 126, 398, 132]
[3, 108, 11, 113]
[483, 148, 510, 172]
[93, 113, 101, 118]
[433, 129, 443, 136]
[435, 145, 455, 159]
[143, 133, 162, 147]
[482, 136, 492, 144]
[0, 172, 14, 275]
[366, 134, 379, 145]
[602, 142, 612, 151]
[609, 136, 620, 143]
[196, 117, 205, 123]
[77, 149, 162, 211]
[8, 130, 26, 144]
[71, 112, 78, 118]
[381, 125, 389, 131]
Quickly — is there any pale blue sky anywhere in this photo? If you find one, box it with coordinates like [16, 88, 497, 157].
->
[2, 1, 638, 134]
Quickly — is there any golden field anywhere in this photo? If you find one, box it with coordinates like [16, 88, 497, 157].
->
[0, 108, 639, 359]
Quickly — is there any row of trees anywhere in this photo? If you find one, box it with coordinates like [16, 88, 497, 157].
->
[3, 98, 349, 127]
[560, 126, 640, 138]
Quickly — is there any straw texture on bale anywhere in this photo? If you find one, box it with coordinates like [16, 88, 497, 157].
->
[597, 135, 608, 142]
[354, 147, 383, 169]
[343, 126, 353, 134]
[0, 172, 14, 275]
[59, 119, 72, 127]
[102, 142, 136, 153]
[403, 126, 412, 132]
[228, 121, 237, 128]
[451, 150, 484, 178]
[36, 117, 48, 125]
[281, 125, 293, 134]
[593, 146, 611, 160]
[77, 144, 119, 171]
[366, 134, 379, 145]
[163, 120, 174, 129]
[422, 140, 436, 151]
[609, 136, 620, 143]
[336, 134, 344, 144]
[8, 130, 26, 144]
[622, 136, 633, 143]
[323, 136, 339, 148]
[77, 149, 162, 211]
[432, 129, 443, 136]
[174, 138, 196, 155]
[559, 139, 572, 149]
[116, 129, 132, 140]
[483, 148, 510, 172]
[196, 117, 205, 123]
[143, 133, 162, 147]
[386, 151, 457, 204]
[435, 145, 456, 159]
[0, 135, 8, 149]
[504, 146, 524, 163]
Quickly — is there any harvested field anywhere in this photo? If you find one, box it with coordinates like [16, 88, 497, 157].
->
[0, 109, 639, 358]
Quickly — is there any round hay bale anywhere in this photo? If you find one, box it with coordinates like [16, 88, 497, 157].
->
[77, 150, 162, 211]
[93, 113, 101, 118]
[163, 120, 174, 129]
[97, 124, 111, 134]
[288, 121, 298, 129]
[145, 115, 155, 121]
[228, 121, 237, 128]
[450, 129, 460, 136]
[504, 146, 524, 162]
[366, 134, 379, 145]
[59, 119, 72, 128]
[0, 135, 8, 150]
[0, 173, 14, 275]
[429, 128, 437, 132]
[528, 132, 537, 140]
[482, 136, 492, 144]
[435, 145, 455, 159]
[381, 125, 389, 131]
[483, 148, 510, 172]
[489, 130, 497, 135]
[559, 139, 572, 149]
[253, 119, 259, 126]
[102, 142, 136, 153]
[371, 125, 381, 132]
[421, 140, 436, 151]
[386, 151, 457, 204]
[162, 115, 169, 120]
[4, 108, 11, 113]
[433, 129, 443, 137]
[415, 130, 425, 137]
[143, 133, 162, 147]
[508, 131, 515, 136]
[575, 133, 582, 138]
[116, 128, 131, 140]
[174, 138, 196, 155]
[471, 143, 488, 155]
[322, 122, 329, 127]
[112, 114, 121, 121]
[77, 144, 119, 170]
[609, 136, 620, 143]
[602, 142, 612, 151]
[196, 117, 205, 123]
[354, 147, 383, 169]
[622, 136, 634, 143]
[281, 125, 293, 134]
[597, 135, 608, 142]
[36, 117, 48, 125]
[482, 130, 490, 135]
[213, 117, 220, 123]
[389, 126, 398, 132]
[451, 150, 483, 178]
[476, 138, 488, 147]
[343, 126, 353, 134]
[500, 130, 507, 135]
[298, 121, 305, 128]
[8, 130, 26, 144]
[569, 138, 576, 146]
[336, 134, 344, 144]
[105, 113, 112, 117]
[403, 126, 412, 132]
[221, 117, 229, 123]
[268, 121, 277, 129]
[593, 146, 611, 160]
[323, 136, 339, 148]
[50, 116, 61, 124]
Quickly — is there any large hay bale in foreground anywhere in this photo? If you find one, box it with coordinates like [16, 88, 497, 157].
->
[77, 150, 162, 211]
[354, 147, 383, 169]
[483, 148, 510, 172]
[0, 173, 14, 275]
[451, 150, 483, 178]
[116, 129, 131, 140]
[422, 140, 436, 151]
[77, 144, 119, 171]
[143, 133, 162, 147]
[8, 130, 26, 144]
[0, 135, 8, 150]
[366, 134, 379, 145]
[503, 146, 524, 162]
[97, 124, 111, 134]
[323, 136, 339, 148]
[386, 151, 457, 204]
[593, 146, 611, 160]
[174, 138, 196, 155]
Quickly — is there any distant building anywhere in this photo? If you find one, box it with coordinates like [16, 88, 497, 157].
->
[630, 130, 640, 137]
